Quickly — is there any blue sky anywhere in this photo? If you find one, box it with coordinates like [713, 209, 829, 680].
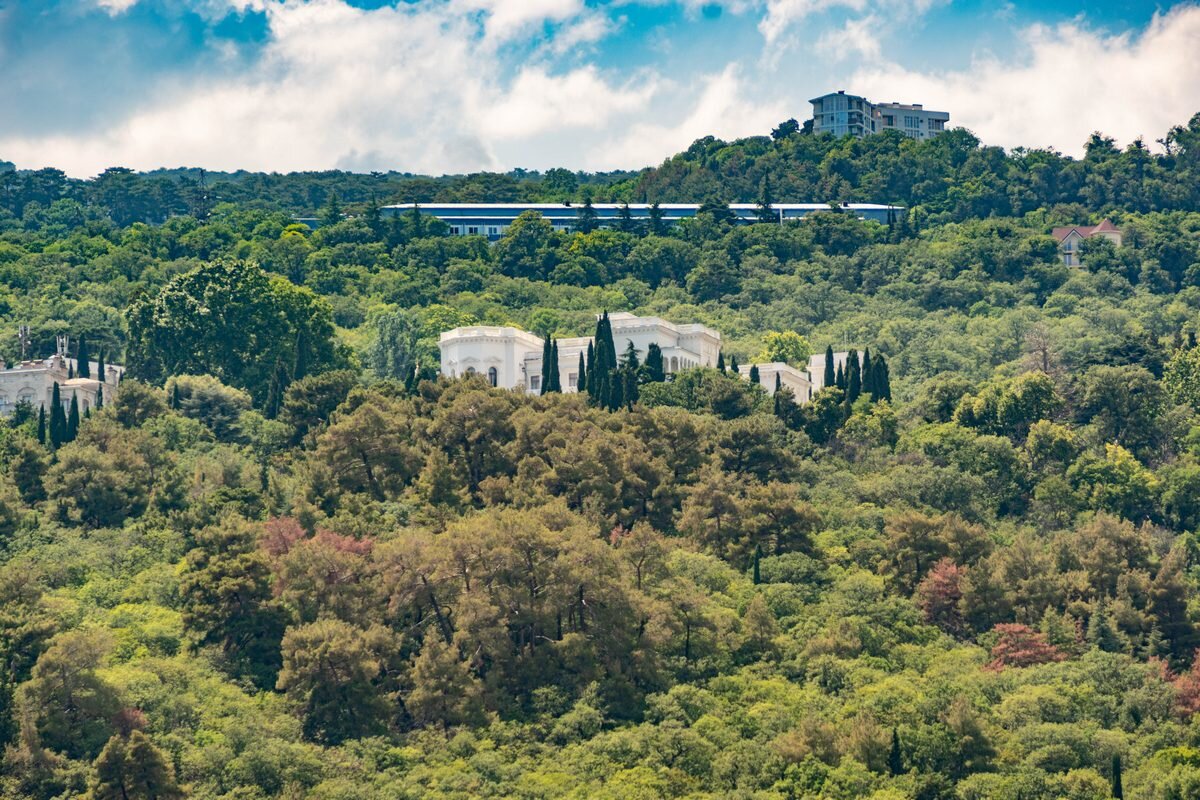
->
[1, 0, 1197, 176]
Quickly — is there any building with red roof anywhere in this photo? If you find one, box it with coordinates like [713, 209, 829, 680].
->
[1051, 220, 1123, 266]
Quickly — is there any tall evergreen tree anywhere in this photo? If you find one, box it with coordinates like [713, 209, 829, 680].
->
[861, 348, 874, 397]
[775, 373, 782, 393]
[37, 404, 46, 446]
[577, 351, 587, 394]
[1111, 754, 1123, 799]
[97, 350, 106, 381]
[645, 343, 665, 382]
[835, 362, 845, 391]
[68, 394, 80, 441]
[889, 728, 904, 776]
[95, 385, 103, 409]
[49, 383, 66, 449]
[755, 177, 777, 223]
[874, 357, 892, 402]
[824, 345, 836, 389]
[617, 203, 637, 234]
[846, 349, 862, 403]
[717, 351, 726, 371]
[748, 364, 760, 385]
[576, 198, 598, 233]
[76, 333, 90, 379]
[540, 338, 553, 395]
[730, 354, 739, 374]
[548, 340, 561, 392]
[584, 341, 595, 395]
[68, 362, 74, 379]
[752, 545, 762, 585]
[648, 202, 666, 236]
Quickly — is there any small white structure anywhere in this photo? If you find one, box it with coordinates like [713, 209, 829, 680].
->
[741, 362, 815, 401]
[808, 351, 859, 393]
[440, 313, 723, 395]
[0, 354, 124, 417]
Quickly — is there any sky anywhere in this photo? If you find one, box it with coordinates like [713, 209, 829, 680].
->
[0, 0, 1197, 177]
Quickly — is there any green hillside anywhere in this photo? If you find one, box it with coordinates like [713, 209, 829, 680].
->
[3, 116, 1200, 799]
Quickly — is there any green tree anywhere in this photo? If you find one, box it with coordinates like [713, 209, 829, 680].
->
[90, 731, 184, 800]
[367, 307, 422, 381]
[75, 334, 90, 379]
[756, 331, 811, 366]
[49, 383, 66, 449]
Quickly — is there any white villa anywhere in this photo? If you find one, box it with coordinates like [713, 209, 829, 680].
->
[0, 354, 124, 417]
[439, 312, 856, 403]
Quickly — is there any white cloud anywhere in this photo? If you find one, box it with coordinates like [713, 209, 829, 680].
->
[849, 4, 1200, 155]
[93, 0, 140, 13]
[759, 0, 866, 44]
[815, 13, 881, 61]
[589, 64, 788, 169]
[453, 0, 586, 43]
[0, 0, 661, 176]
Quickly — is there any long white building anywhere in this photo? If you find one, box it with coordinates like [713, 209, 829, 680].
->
[439, 312, 855, 403]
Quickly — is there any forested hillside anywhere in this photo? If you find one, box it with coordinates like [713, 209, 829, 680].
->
[4, 116, 1200, 799]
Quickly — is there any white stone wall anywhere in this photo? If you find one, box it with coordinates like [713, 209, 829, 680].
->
[0, 356, 122, 416]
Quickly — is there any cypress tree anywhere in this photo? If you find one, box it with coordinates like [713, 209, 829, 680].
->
[888, 728, 904, 776]
[1111, 754, 1123, 799]
[68, 362, 74, 379]
[717, 351, 726, 371]
[577, 351, 587, 393]
[95, 385, 103, 409]
[540, 338, 553, 395]
[68, 394, 80, 441]
[584, 341, 595, 394]
[549, 340, 561, 392]
[76, 334, 90, 379]
[37, 405, 46, 446]
[171, 383, 181, 410]
[752, 545, 762, 585]
[874, 357, 892, 402]
[49, 383, 66, 448]
[824, 345, 836, 389]
[846, 349, 861, 403]
[861, 348, 874, 397]
[730, 354, 739, 374]
[645, 343, 665, 382]
[775, 373, 782, 393]
[1191, 331, 1198, 349]
[97, 350, 106, 382]
[748, 364, 760, 385]
[835, 362, 845, 391]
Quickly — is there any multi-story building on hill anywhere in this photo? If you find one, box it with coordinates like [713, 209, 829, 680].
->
[0, 353, 124, 417]
[440, 313, 856, 404]
[810, 90, 949, 140]
[380, 203, 901, 240]
[1052, 219, 1122, 266]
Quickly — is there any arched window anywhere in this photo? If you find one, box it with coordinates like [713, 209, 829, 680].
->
[466, 367, 476, 375]
[487, 367, 498, 387]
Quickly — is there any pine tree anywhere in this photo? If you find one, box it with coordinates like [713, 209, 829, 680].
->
[49, 383, 66, 448]
[1111, 754, 1123, 799]
[320, 192, 342, 227]
[76, 333, 90, 379]
[576, 198, 598, 233]
[1086, 600, 1121, 652]
[748, 364, 760, 385]
[755, 176, 777, 223]
[846, 349, 861, 403]
[36, 404, 46, 446]
[717, 351, 726, 371]
[645, 343, 665, 382]
[824, 345, 836, 389]
[577, 351, 587, 393]
[617, 202, 637, 234]
[68, 394, 80, 441]
[889, 728, 904, 776]
[861, 348, 874, 397]
[540, 338, 553, 395]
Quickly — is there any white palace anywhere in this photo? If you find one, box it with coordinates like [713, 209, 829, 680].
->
[0, 352, 124, 417]
[439, 312, 856, 402]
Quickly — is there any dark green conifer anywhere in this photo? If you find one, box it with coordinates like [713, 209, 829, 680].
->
[730, 354, 739, 374]
[76, 333, 90, 378]
[645, 343, 665, 382]
[68, 394, 80, 441]
[549, 340, 561, 392]
[748, 364, 760, 385]
[717, 351, 725, 371]
[889, 728, 904, 776]
[752, 545, 762, 585]
[49, 383, 66, 448]
[577, 351, 587, 393]
[540, 338, 553, 395]
[846, 349, 861, 403]
[874, 357, 892, 402]
[835, 362, 845, 391]
[37, 404, 46, 446]
[96, 385, 103, 409]
[97, 350, 106, 381]
[861, 348, 874, 397]
[1111, 754, 1123, 799]
[824, 345, 836, 388]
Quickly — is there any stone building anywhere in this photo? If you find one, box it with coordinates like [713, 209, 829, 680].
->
[0, 354, 124, 417]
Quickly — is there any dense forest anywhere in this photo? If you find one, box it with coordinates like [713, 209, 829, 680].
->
[3, 114, 1200, 799]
